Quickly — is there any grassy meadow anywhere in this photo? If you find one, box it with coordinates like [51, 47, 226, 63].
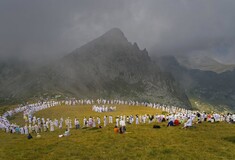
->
[1, 104, 235, 160]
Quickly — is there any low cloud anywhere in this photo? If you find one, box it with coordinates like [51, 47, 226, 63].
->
[0, 0, 235, 64]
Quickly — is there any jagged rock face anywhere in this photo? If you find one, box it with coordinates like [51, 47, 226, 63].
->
[0, 28, 192, 108]
[62, 28, 151, 83]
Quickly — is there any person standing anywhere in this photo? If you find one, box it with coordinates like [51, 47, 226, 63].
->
[109, 115, 113, 124]
[119, 118, 126, 134]
[75, 118, 80, 129]
[136, 115, 139, 125]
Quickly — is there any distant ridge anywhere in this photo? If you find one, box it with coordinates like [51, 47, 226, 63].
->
[175, 54, 235, 73]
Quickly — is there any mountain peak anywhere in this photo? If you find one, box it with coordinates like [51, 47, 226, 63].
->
[104, 28, 124, 36]
[100, 28, 128, 43]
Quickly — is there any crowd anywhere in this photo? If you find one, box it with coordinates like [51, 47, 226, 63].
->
[1, 98, 235, 136]
[92, 105, 116, 112]
[0, 101, 59, 134]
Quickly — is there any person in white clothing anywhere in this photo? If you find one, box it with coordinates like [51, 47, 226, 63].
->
[183, 117, 193, 129]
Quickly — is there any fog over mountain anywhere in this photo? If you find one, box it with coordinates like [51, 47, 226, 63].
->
[0, 28, 191, 108]
[1, 27, 235, 111]
[1, 1, 235, 111]
[1, 0, 235, 64]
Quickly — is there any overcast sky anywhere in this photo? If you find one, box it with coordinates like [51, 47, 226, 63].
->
[1, 0, 235, 64]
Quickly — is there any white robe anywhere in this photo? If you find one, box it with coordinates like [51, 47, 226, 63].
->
[184, 118, 192, 127]
[24, 126, 28, 134]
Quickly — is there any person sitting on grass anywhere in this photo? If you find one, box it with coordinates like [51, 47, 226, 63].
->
[27, 133, 33, 139]
[167, 120, 174, 127]
[114, 125, 119, 133]
[64, 129, 70, 136]
[59, 129, 70, 138]
[174, 119, 180, 126]
[182, 117, 193, 129]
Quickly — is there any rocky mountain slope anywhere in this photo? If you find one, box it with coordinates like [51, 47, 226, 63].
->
[154, 55, 235, 111]
[0, 28, 191, 108]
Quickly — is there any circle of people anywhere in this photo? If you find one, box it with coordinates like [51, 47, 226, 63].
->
[1, 98, 235, 137]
